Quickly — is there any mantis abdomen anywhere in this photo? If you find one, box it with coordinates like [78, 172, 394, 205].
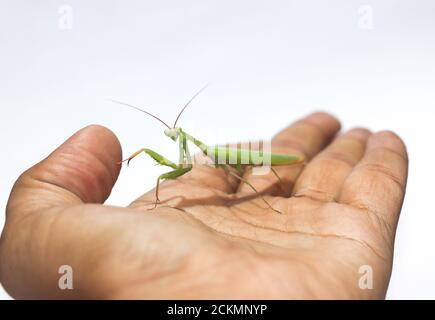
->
[205, 146, 303, 166]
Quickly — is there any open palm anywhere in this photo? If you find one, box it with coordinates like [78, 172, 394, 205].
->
[0, 112, 408, 299]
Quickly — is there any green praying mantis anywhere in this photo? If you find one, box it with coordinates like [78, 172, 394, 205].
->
[111, 86, 304, 213]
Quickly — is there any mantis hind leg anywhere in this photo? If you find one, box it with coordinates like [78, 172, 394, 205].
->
[153, 166, 193, 209]
[223, 165, 282, 214]
[270, 167, 283, 185]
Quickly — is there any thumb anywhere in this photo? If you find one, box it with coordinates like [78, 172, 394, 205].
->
[1, 125, 125, 298]
[7, 125, 122, 215]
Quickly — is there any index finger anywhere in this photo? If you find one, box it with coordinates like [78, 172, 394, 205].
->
[338, 131, 408, 230]
[273, 111, 342, 160]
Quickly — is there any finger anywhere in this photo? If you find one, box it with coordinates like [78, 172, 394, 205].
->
[7, 125, 122, 216]
[338, 131, 408, 228]
[1, 125, 123, 298]
[292, 128, 371, 202]
[237, 112, 341, 196]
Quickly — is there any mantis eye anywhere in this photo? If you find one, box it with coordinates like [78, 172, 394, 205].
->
[164, 128, 172, 137]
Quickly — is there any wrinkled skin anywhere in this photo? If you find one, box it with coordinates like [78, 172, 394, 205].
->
[0, 112, 408, 299]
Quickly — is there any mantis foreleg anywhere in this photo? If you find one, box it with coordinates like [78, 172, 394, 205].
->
[121, 148, 192, 207]
[120, 148, 178, 169]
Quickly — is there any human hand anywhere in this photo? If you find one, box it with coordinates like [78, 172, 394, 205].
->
[0, 112, 408, 299]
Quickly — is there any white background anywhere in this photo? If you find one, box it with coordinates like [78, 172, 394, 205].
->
[1, 0, 434, 299]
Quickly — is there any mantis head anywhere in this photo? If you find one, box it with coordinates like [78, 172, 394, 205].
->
[164, 128, 180, 141]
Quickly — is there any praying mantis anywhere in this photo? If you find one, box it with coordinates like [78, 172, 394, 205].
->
[111, 86, 304, 213]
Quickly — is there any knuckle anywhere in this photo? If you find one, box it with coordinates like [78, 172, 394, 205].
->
[358, 162, 406, 191]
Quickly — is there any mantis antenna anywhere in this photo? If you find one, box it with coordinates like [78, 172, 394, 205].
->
[108, 99, 171, 129]
[173, 83, 209, 128]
